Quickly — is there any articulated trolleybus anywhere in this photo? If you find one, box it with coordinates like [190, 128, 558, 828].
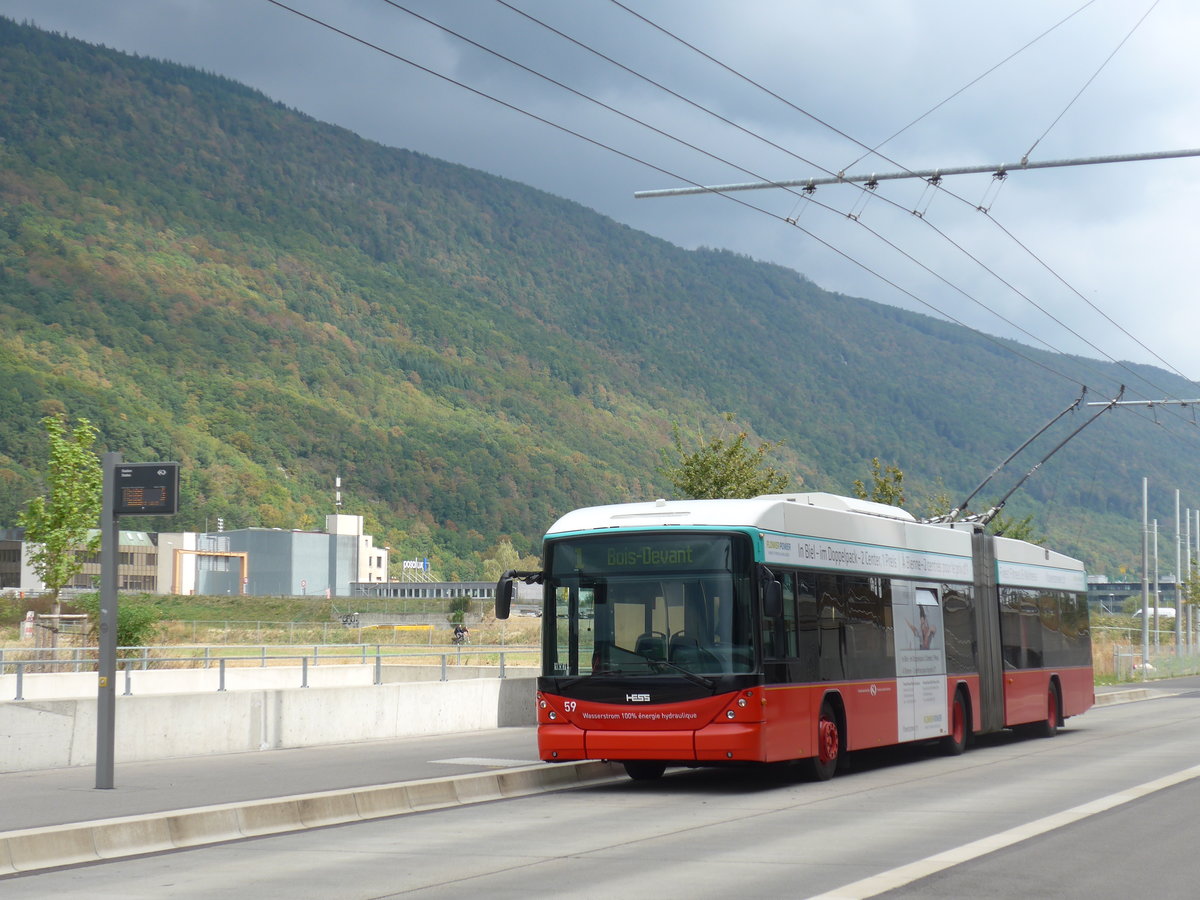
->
[496, 492, 1093, 781]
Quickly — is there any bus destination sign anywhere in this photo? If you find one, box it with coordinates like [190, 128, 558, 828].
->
[114, 462, 180, 516]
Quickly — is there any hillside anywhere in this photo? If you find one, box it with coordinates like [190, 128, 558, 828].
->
[1, 18, 1194, 578]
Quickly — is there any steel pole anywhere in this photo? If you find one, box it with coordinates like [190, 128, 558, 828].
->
[1153, 520, 1160, 647]
[96, 451, 121, 789]
[1141, 478, 1150, 679]
[1176, 491, 1182, 654]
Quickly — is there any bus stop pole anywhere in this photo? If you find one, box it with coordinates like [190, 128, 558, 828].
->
[96, 451, 121, 789]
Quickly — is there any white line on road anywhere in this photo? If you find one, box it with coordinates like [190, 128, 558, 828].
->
[806, 763, 1200, 900]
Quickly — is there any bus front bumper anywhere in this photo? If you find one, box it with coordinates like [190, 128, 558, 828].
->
[539, 722, 766, 763]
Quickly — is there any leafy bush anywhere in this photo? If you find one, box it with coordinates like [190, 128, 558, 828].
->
[70, 591, 162, 650]
[447, 595, 471, 625]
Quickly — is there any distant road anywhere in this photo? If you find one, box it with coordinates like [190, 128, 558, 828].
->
[6, 680, 1199, 899]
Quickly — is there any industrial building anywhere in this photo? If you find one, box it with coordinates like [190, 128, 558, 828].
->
[0, 515, 387, 598]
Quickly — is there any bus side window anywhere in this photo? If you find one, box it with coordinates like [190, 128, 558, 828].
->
[763, 571, 797, 659]
[942, 588, 977, 674]
[817, 573, 845, 681]
[796, 574, 819, 682]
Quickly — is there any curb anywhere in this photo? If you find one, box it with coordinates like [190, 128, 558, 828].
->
[0, 760, 623, 876]
[1094, 688, 1158, 706]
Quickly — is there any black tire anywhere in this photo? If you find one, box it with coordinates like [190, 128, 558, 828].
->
[804, 700, 840, 781]
[623, 760, 667, 781]
[1032, 684, 1060, 738]
[941, 690, 969, 756]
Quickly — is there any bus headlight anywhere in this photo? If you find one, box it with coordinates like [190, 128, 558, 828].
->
[726, 710, 736, 719]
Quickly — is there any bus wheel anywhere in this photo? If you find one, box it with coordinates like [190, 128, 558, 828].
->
[623, 761, 667, 781]
[806, 701, 840, 781]
[941, 690, 968, 756]
[1033, 685, 1060, 738]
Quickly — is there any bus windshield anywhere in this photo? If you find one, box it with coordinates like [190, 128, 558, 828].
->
[543, 532, 755, 678]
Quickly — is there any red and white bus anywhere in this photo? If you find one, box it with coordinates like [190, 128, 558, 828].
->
[497, 492, 1093, 780]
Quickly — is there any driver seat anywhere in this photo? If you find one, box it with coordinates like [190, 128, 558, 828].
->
[634, 633, 666, 660]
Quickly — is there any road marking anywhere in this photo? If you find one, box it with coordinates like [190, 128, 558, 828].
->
[807, 763, 1200, 900]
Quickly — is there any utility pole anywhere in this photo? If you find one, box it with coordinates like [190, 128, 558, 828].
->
[1176, 491, 1182, 654]
[1153, 520, 1160, 647]
[1141, 478, 1150, 680]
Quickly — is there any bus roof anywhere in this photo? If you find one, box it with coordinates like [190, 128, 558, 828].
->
[545, 493, 1085, 590]
[545, 492, 914, 536]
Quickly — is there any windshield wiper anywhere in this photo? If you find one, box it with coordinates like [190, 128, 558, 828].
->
[586, 652, 717, 690]
[637, 653, 716, 690]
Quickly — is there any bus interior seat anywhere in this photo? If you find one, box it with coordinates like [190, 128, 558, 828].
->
[635, 633, 666, 660]
[669, 633, 701, 666]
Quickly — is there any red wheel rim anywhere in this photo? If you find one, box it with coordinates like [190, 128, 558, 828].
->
[818, 716, 839, 764]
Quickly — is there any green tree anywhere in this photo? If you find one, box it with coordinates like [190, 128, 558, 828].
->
[659, 414, 789, 500]
[917, 480, 954, 520]
[481, 538, 540, 581]
[852, 458, 905, 507]
[447, 594, 471, 626]
[1182, 560, 1200, 612]
[988, 510, 1043, 544]
[17, 416, 103, 610]
[73, 591, 162, 652]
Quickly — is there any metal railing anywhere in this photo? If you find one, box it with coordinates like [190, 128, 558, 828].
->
[1, 644, 538, 701]
[161, 620, 453, 644]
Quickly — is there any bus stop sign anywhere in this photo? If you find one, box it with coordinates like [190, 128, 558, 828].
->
[114, 462, 180, 516]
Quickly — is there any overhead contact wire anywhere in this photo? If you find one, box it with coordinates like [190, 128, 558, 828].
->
[605, 0, 1196, 415]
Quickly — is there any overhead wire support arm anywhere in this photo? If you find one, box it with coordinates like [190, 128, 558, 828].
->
[978, 386, 1126, 528]
[1084, 398, 1200, 407]
[634, 148, 1200, 199]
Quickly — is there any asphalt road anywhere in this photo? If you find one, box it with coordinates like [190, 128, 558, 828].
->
[4, 679, 1198, 898]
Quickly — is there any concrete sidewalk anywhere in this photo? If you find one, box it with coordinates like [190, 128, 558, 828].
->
[0, 727, 622, 876]
[2, 727, 547, 831]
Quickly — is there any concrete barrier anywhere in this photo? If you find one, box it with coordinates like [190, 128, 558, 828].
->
[0, 675, 538, 774]
[0, 760, 624, 876]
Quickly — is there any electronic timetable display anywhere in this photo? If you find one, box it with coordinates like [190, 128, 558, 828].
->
[114, 462, 180, 516]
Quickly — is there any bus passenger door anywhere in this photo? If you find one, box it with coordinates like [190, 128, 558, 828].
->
[894, 586, 948, 743]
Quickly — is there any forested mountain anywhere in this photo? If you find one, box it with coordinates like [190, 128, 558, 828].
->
[1, 18, 1194, 578]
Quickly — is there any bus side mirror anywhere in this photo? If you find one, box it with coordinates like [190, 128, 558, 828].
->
[495, 570, 516, 620]
[760, 566, 782, 618]
[495, 569, 544, 620]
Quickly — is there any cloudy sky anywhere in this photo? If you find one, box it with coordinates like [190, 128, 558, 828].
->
[5, 0, 1198, 390]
